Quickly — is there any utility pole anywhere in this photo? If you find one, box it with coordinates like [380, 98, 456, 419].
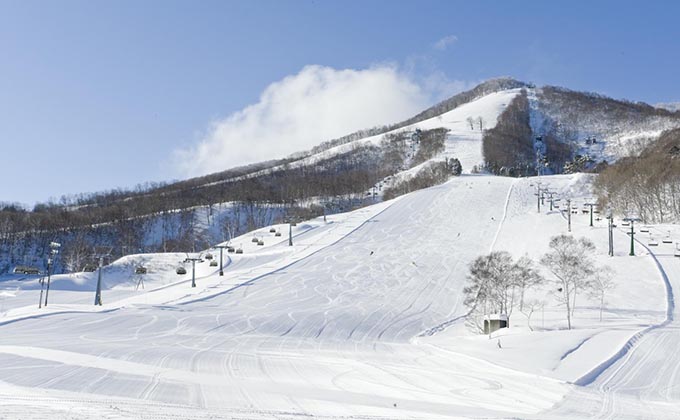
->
[184, 255, 203, 287]
[42, 241, 61, 308]
[289, 221, 294, 246]
[535, 184, 542, 213]
[214, 245, 228, 276]
[624, 217, 641, 256]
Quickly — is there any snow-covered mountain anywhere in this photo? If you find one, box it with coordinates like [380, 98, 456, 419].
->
[1, 77, 680, 419]
[3, 78, 680, 275]
[1, 172, 678, 419]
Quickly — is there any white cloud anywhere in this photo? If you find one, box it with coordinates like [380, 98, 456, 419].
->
[176, 65, 448, 177]
[433, 35, 458, 51]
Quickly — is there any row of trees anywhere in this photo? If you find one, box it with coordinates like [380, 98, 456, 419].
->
[481, 90, 536, 176]
[1, 127, 456, 273]
[382, 158, 461, 201]
[464, 235, 615, 332]
[594, 128, 680, 223]
[537, 86, 680, 147]
[309, 77, 530, 156]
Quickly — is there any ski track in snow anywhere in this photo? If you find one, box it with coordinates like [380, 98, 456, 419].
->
[0, 174, 677, 419]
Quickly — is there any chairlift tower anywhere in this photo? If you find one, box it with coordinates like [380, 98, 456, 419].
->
[606, 208, 614, 256]
[566, 198, 572, 232]
[184, 254, 203, 287]
[623, 216, 642, 256]
[39, 241, 61, 308]
[93, 247, 113, 306]
[545, 191, 558, 211]
[135, 267, 146, 290]
[214, 245, 228, 276]
[584, 202, 596, 227]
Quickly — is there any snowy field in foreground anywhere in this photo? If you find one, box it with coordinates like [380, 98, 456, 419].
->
[0, 174, 678, 419]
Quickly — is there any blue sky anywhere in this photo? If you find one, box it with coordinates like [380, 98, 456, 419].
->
[1, 0, 679, 205]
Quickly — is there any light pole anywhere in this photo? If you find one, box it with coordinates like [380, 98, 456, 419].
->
[623, 216, 641, 256]
[42, 241, 61, 308]
[535, 183, 543, 213]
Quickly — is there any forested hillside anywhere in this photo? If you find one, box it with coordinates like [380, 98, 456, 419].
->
[0, 126, 458, 273]
[595, 127, 680, 223]
[4, 77, 679, 273]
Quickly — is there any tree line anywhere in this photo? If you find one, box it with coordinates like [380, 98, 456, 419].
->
[595, 128, 680, 223]
[1, 128, 457, 273]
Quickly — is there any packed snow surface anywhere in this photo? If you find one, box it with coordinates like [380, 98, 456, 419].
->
[0, 174, 678, 419]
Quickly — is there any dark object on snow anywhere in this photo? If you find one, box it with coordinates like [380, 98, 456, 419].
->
[204, 253, 213, 260]
[13, 265, 40, 275]
[83, 264, 97, 272]
[497, 339, 502, 349]
[134, 266, 147, 275]
[370, 251, 374, 256]
[269, 228, 276, 233]
[210, 260, 218, 267]
[484, 314, 508, 334]
[176, 266, 187, 275]
[235, 248, 243, 254]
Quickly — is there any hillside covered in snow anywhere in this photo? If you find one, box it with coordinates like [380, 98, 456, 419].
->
[0, 172, 678, 419]
[2, 77, 680, 276]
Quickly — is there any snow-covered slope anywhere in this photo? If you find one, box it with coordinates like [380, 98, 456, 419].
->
[0, 172, 678, 419]
[213, 88, 521, 185]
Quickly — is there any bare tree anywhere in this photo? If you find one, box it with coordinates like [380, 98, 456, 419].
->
[464, 251, 543, 333]
[540, 235, 596, 330]
[466, 116, 475, 130]
[514, 255, 544, 312]
[521, 299, 543, 331]
[588, 266, 616, 322]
